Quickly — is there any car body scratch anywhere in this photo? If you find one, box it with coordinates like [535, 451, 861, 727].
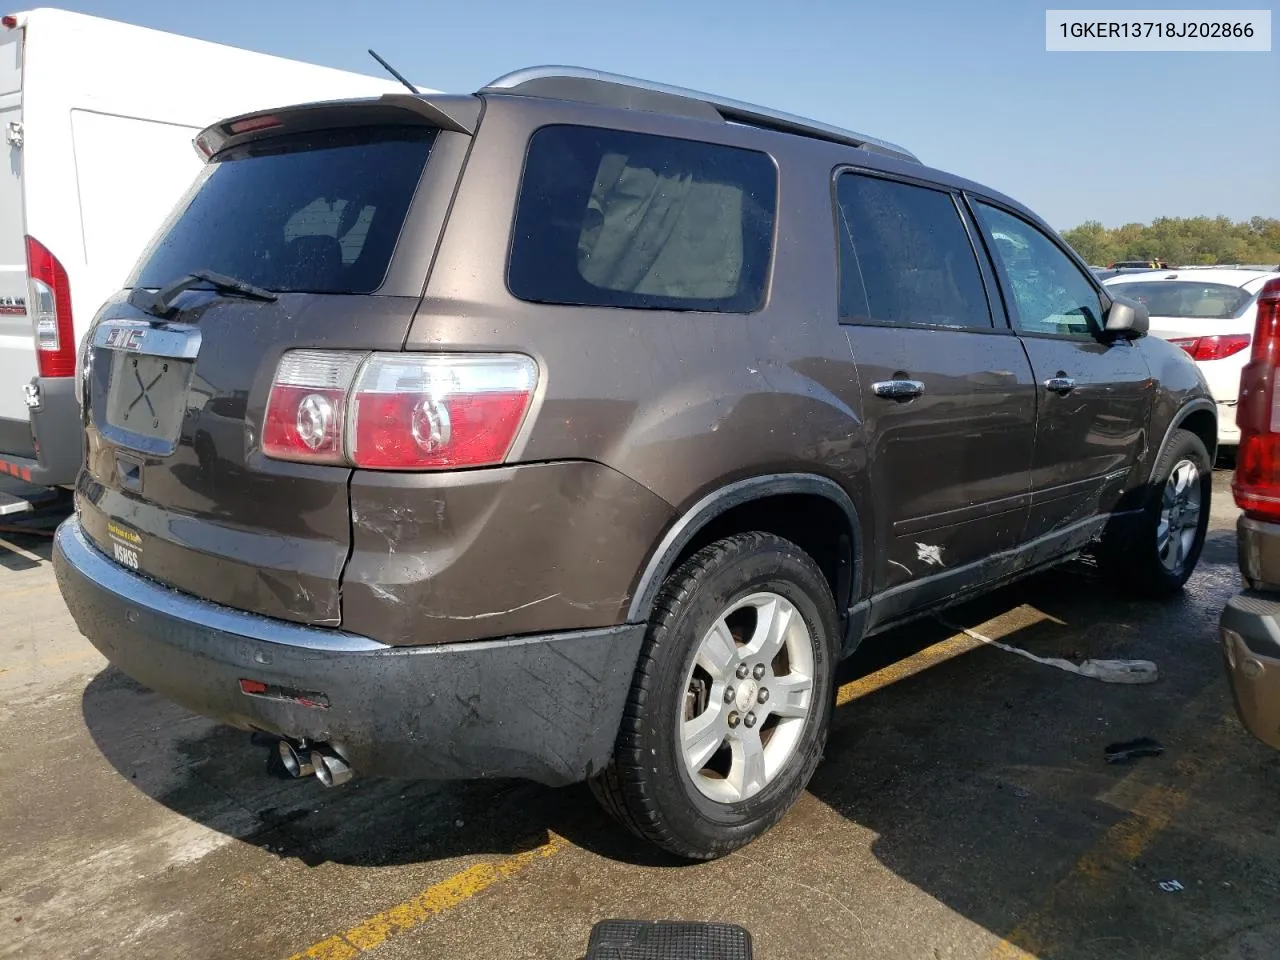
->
[366, 583, 400, 604]
[915, 542, 944, 567]
[421, 594, 561, 621]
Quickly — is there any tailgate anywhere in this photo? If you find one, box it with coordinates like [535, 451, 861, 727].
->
[76, 120, 440, 625]
[78, 297, 420, 624]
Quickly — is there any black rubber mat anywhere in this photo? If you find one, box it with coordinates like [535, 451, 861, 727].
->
[585, 920, 753, 960]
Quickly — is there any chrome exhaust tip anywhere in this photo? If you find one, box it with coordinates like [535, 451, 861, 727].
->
[313, 748, 354, 788]
[277, 739, 314, 778]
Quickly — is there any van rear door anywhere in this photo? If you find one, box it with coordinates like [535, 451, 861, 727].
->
[0, 23, 34, 429]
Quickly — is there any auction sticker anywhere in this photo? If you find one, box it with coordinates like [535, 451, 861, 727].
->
[107, 520, 143, 571]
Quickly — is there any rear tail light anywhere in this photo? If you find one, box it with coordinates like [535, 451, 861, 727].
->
[263, 351, 537, 470]
[1233, 279, 1280, 521]
[25, 236, 76, 378]
[1167, 334, 1251, 362]
[262, 351, 364, 464]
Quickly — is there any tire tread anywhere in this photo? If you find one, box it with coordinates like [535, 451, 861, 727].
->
[590, 532, 832, 860]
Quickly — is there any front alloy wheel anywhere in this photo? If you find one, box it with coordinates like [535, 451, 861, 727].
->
[1158, 459, 1202, 574]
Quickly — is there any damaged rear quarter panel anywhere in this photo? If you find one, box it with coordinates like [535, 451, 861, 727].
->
[341, 461, 675, 645]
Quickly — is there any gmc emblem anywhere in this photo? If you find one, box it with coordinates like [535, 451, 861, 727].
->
[104, 328, 145, 351]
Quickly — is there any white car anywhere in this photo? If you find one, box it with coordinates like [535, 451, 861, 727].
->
[1104, 268, 1280, 448]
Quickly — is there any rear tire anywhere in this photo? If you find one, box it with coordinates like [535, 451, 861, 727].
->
[1097, 428, 1211, 596]
[590, 532, 839, 860]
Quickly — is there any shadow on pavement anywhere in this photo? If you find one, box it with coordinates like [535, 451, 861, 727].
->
[0, 480, 68, 572]
[76, 524, 1280, 954]
[806, 528, 1280, 957]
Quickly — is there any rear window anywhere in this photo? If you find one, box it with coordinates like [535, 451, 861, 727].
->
[1111, 281, 1253, 319]
[134, 126, 435, 295]
[508, 125, 777, 312]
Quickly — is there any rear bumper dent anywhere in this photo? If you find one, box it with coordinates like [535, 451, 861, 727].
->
[54, 517, 643, 785]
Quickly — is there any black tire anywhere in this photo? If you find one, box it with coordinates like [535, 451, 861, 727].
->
[590, 532, 839, 860]
[1097, 427, 1212, 596]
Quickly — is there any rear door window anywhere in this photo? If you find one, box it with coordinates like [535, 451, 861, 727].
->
[508, 125, 777, 312]
[835, 173, 992, 329]
[135, 126, 436, 295]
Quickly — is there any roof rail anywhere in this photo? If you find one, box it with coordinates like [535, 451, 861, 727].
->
[1174, 263, 1280, 272]
[479, 66, 920, 164]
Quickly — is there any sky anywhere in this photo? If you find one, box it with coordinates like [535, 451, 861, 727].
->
[44, 0, 1279, 230]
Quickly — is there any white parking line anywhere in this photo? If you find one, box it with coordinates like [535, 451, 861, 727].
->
[0, 535, 43, 563]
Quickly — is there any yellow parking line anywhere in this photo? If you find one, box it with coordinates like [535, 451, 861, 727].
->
[988, 782, 1191, 959]
[836, 633, 985, 706]
[284, 604, 1048, 959]
[837, 606, 1053, 706]
[987, 709, 1235, 959]
[285, 833, 567, 959]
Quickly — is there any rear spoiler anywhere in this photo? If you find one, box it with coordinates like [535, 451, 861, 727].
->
[194, 93, 481, 159]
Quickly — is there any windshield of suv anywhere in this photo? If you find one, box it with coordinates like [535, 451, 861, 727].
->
[134, 126, 436, 295]
[1110, 281, 1254, 319]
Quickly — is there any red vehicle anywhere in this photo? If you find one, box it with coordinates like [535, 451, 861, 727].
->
[1221, 277, 1280, 748]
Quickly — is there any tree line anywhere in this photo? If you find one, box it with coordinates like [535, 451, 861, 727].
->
[1060, 216, 1280, 267]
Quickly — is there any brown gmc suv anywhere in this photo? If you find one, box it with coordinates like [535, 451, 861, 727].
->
[54, 67, 1217, 860]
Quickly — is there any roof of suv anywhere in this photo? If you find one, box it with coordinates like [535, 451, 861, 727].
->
[201, 65, 1068, 247]
[200, 65, 921, 165]
[479, 66, 921, 164]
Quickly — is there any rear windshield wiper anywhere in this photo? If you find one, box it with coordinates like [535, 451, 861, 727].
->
[129, 269, 278, 319]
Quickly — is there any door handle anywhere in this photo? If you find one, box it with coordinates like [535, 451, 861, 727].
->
[1044, 376, 1076, 395]
[872, 379, 925, 401]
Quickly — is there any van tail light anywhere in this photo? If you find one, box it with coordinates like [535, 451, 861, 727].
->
[262, 351, 537, 470]
[25, 236, 76, 378]
[1167, 334, 1251, 362]
[1233, 279, 1280, 521]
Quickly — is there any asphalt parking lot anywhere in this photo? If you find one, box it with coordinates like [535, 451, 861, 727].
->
[2, 470, 1278, 960]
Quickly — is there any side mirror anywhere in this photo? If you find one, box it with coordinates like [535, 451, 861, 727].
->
[1104, 296, 1149, 339]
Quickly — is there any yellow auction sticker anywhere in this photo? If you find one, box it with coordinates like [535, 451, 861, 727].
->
[107, 520, 142, 570]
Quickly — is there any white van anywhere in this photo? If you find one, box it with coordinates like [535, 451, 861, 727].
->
[0, 8, 420, 509]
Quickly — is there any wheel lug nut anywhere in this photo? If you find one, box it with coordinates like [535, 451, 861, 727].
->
[752, 663, 766, 680]
[735, 664, 749, 680]
[744, 712, 758, 728]
[727, 711, 741, 728]
[757, 688, 769, 704]
[724, 685, 736, 704]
